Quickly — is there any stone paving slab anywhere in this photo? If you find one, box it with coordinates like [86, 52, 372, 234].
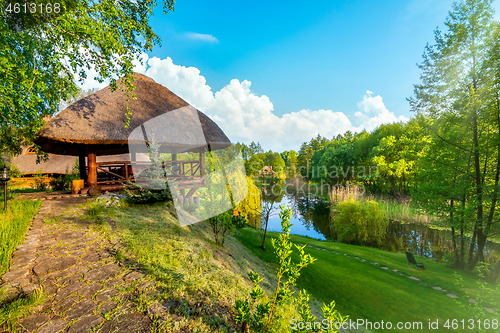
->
[0, 195, 165, 332]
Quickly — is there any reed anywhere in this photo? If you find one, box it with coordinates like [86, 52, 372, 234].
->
[329, 186, 436, 225]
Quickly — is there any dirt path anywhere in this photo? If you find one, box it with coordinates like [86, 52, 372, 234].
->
[0, 194, 160, 333]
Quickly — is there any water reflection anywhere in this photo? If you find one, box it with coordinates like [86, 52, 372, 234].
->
[263, 194, 500, 264]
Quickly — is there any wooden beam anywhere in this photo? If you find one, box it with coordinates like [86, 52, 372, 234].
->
[87, 152, 97, 188]
[199, 147, 205, 176]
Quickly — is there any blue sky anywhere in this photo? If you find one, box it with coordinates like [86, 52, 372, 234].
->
[83, 0, 500, 152]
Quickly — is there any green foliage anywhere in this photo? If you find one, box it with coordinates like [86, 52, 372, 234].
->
[455, 263, 500, 332]
[125, 140, 172, 204]
[49, 161, 80, 191]
[0, 287, 45, 332]
[0, 0, 175, 155]
[236, 177, 262, 228]
[33, 170, 48, 191]
[207, 210, 246, 246]
[331, 199, 388, 246]
[0, 199, 41, 275]
[264, 153, 286, 177]
[234, 206, 347, 333]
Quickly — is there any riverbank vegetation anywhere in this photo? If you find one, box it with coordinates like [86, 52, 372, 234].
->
[235, 227, 500, 330]
[235, 0, 500, 280]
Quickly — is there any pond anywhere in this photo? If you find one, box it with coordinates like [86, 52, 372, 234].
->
[263, 194, 500, 264]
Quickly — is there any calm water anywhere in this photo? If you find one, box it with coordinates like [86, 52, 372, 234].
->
[263, 194, 500, 264]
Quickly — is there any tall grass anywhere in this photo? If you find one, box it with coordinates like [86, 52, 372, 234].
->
[0, 288, 45, 332]
[0, 199, 42, 275]
[329, 186, 436, 225]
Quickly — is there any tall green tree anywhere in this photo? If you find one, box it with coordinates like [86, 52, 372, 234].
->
[0, 0, 175, 156]
[409, 0, 499, 270]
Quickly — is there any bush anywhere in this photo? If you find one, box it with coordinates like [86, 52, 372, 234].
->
[331, 199, 388, 246]
[33, 171, 48, 191]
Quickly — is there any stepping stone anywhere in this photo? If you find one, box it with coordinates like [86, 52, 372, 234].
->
[408, 276, 420, 281]
[2, 268, 30, 282]
[66, 299, 98, 321]
[381, 267, 389, 270]
[354, 257, 359, 259]
[95, 289, 119, 302]
[33, 257, 77, 276]
[371, 262, 378, 265]
[98, 312, 151, 333]
[18, 314, 50, 332]
[22, 283, 41, 297]
[99, 301, 118, 314]
[361, 259, 366, 262]
[446, 293, 458, 299]
[484, 307, 495, 313]
[399, 273, 403, 275]
[124, 271, 145, 282]
[11, 255, 36, 266]
[54, 296, 79, 313]
[38, 318, 68, 333]
[84, 264, 120, 282]
[392, 269, 398, 272]
[468, 299, 477, 304]
[68, 315, 103, 333]
[79, 283, 102, 296]
[343, 254, 347, 256]
[3, 277, 30, 289]
[433, 286, 442, 290]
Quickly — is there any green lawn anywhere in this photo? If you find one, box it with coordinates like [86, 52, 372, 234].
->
[0, 198, 41, 275]
[235, 227, 499, 332]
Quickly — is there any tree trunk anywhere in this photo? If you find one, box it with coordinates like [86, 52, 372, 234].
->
[261, 210, 270, 250]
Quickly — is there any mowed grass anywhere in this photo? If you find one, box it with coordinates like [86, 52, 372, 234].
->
[0, 199, 41, 275]
[235, 228, 499, 332]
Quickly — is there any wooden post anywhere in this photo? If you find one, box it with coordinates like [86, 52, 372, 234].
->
[79, 152, 86, 184]
[199, 147, 205, 176]
[88, 152, 97, 188]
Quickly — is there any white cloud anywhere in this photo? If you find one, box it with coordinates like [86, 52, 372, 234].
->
[354, 90, 408, 132]
[79, 54, 408, 151]
[185, 32, 218, 43]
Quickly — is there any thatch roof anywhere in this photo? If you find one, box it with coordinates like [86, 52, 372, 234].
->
[35, 73, 231, 156]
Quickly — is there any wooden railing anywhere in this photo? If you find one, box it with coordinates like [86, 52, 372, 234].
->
[95, 160, 203, 185]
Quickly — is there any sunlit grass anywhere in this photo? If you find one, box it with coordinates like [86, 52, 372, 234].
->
[236, 228, 499, 332]
[0, 199, 41, 275]
[0, 287, 45, 333]
[85, 200, 300, 332]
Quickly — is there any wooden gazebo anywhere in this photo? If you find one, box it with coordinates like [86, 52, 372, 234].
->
[34, 73, 231, 194]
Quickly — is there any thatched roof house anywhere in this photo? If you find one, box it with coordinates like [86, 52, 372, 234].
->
[34, 73, 231, 190]
[35, 73, 230, 156]
[13, 146, 77, 176]
[12, 146, 149, 176]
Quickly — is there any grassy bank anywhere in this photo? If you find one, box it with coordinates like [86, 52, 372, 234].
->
[88, 201, 300, 332]
[0, 199, 41, 275]
[235, 227, 499, 332]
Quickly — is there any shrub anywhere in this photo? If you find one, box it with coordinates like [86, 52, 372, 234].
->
[331, 199, 388, 246]
[234, 206, 347, 332]
[33, 171, 48, 191]
[124, 140, 172, 204]
[207, 210, 246, 246]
